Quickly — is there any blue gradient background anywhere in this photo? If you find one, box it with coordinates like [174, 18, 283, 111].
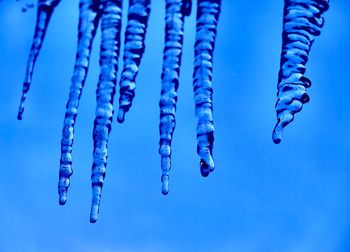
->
[1, 1, 350, 251]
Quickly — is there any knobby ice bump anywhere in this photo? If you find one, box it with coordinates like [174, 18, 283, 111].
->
[59, 0, 102, 206]
[117, 0, 151, 123]
[193, 0, 221, 177]
[159, 0, 192, 195]
[17, 0, 60, 120]
[272, 0, 329, 144]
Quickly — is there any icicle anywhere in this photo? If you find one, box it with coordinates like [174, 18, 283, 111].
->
[159, 0, 192, 195]
[117, 0, 151, 123]
[272, 0, 329, 144]
[90, 0, 122, 223]
[193, 0, 221, 177]
[17, 0, 60, 120]
[58, 0, 102, 206]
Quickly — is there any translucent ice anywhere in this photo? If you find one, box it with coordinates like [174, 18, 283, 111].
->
[90, 0, 122, 223]
[117, 0, 151, 123]
[272, 0, 329, 143]
[159, 0, 192, 195]
[17, 0, 60, 120]
[18, 0, 224, 222]
[193, 0, 221, 177]
[59, 0, 102, 206]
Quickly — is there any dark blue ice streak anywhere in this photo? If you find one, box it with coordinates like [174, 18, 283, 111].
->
[58, 0, 102, 206]
[90, 0, 122, 223]
[193, 0, 221, 177]
[272, 0, 329, 144]
[17, 0, 60, 120]
[159, 0, 192, 195]
[117, 0, 151, 123]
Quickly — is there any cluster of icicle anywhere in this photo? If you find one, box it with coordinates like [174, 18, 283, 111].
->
[17, 0, 222, 222]
[272, 0, 329, 143]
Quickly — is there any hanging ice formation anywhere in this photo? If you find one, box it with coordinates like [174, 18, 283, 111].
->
[159, 0, 221, 194]
[159, 0, 192, 195]
[117, 0, 151, 123]
[89, 0, 122, 223]
[193, 0, 220, 176]
[272, 0, 329, 143]
[17, 0, 60, 120]
[59, 0, 102, 210]
[18, 0, 221, 221]
[58, 0, 123, 223]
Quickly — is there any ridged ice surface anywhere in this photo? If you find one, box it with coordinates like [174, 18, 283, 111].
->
[193, 0, 221, 177]
[159, 0, 191, 195]
[58, 0, 102, 206]
[17, 0, 60, 120]
[90, 0, 122, 223]
[272, 0, 329, 144]
[19, 0, 223, 222]
[117, 0, 151, 123]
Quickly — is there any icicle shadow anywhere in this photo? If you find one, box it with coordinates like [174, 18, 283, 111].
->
[58, 0, 102, 206]
[272, 0, 329, 144]
[17, 0, 60, 120]
[159, 0, 192, 195]
[193, 0, 221, 177]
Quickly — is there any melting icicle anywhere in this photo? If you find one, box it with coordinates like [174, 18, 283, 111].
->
[58, 0, 102, 206]
[90, 0, 122, 223]
[159, 0, 192, 195]
[193, 0, 221, 177]
[117, 0, 151, 123]
[272, 0, 329, 144]
[17, 0, 60, 120]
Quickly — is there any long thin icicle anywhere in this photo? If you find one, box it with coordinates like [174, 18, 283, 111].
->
[272, 0, 329, 143]
[117, 0, 151, 123]
[159, 0, 192, 195]
[58, 0, 102, 206]
[17, 0, 60, 120]
[90, 0, 122, 223]
[193, 0, 221, 177]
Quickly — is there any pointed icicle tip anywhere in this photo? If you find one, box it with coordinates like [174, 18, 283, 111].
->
[161, 176, 169, 195]
[161, 155, 171, 195]
[90, 181, 104, 223]
[182, 0, 192, 16]
[58, 165, 72, 205]
[59, 193, 67, 205]
[90, 204, 99, 223]
[200, 155, 214, 177]
[117, 109, 125, 123]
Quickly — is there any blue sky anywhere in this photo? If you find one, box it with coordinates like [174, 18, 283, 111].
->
[1, 1, 350, 251]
